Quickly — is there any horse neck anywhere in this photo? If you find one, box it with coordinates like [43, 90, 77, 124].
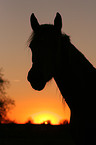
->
[53, 36, 72, 104]
[53, 36, 96, 106]
[53, 61, 73, 108]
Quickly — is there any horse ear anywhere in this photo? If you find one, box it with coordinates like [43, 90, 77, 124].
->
[54, 12, 62, 31]
[30, 13, 40, 32]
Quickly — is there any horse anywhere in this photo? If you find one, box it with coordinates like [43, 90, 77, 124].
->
[27, 12, 96, 145]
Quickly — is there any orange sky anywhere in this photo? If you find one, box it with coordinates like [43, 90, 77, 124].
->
[0, 0, 96, 124]
[7, 79, 71, 124]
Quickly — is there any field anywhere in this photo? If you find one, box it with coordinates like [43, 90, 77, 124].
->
[0, 124, 75, 145]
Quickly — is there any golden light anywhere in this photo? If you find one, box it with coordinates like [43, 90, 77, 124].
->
[45, 121, 48, 124]
[31, 111, 63, 125]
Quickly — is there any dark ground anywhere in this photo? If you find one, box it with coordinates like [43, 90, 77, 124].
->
[0, 124, 75, 145]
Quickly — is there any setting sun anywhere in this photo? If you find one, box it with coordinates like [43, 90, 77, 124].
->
[31, 111, 63, 125]
[44, 121, 49, 124]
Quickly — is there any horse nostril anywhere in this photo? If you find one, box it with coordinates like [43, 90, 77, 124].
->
[27, 74, 29, 82]
[27, 71, 31, 82]
[27, 74, 29, 81]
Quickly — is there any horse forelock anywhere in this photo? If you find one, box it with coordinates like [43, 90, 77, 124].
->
[27, 31, 35, 47]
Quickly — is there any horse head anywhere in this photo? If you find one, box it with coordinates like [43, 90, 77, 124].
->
[27, 13, 62, 90]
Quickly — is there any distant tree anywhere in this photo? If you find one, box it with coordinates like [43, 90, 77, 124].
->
[25, 119, 34, 124]
[59, 119, 69, 125]
[46, 120, 51, 125]
[0, 69, 15, 123]
[42, 120, 51, 125]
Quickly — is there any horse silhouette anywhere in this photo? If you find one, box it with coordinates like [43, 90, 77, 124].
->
[27, 13, 96, 145]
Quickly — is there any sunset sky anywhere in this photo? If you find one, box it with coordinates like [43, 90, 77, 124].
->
[0, 0, 96, 124]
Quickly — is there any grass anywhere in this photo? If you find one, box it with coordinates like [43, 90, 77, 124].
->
[0, 124, 75, 145]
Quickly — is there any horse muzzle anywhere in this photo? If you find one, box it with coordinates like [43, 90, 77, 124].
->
[27, 68, 46, 91]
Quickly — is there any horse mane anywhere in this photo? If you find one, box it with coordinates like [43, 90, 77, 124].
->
[62, 33, 71, 43]
[27, 32, 34, 46]
[60, 33, 96, 80]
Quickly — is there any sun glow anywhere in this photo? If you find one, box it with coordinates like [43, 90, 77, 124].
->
[31, 111, 63, 125]
[44, 121, 48, 124]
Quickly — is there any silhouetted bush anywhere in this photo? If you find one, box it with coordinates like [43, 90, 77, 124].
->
[25, 119, 34, 124]
[59, 120, 69, 125]
[0, 69, 15, 123]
